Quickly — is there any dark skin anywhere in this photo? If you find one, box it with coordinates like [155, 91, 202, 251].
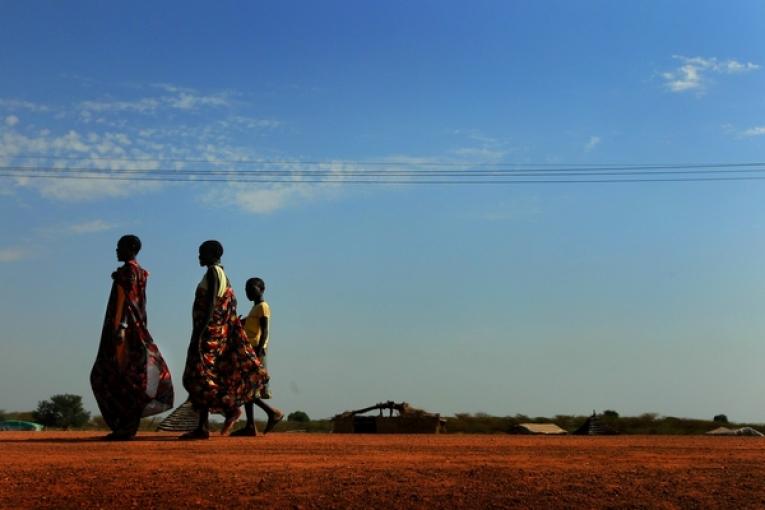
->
[103, 239, 139, 441]
[230, 281, 283, 437]
[180, 246, 222, 440]
[113, 241, 138, 370]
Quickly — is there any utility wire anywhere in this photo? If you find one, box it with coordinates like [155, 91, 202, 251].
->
[3, 162, 765, 184]
[4, 171, 765, 185]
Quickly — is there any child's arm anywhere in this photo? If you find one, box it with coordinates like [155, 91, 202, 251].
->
[256, 316, 268, 357]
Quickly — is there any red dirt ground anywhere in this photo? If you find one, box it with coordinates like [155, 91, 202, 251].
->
[2, 432, 765, 509]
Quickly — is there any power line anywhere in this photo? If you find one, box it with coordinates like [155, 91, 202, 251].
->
[3, 161, 765, 185]
[4, 170, 765, 184]
[6, 154, 765, 171]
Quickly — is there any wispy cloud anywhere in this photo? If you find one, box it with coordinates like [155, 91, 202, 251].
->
[67, 219, 117, 234]
[4, 115, 19, 127]
[0, 98, 51, 112]
[742, 126, 765, 137]
[584, 135, 601, 152]
[0, 247, 26, 263]
[78, 84, 232, 116]
[80, 98, 160, 114]
[451, 129, 515, 162]
[661, 55, 759, 94]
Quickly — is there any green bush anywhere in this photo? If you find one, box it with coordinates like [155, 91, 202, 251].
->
[287, 411, 310, 423]
[33, 394, 91, 430]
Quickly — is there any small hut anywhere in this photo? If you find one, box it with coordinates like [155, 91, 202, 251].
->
[0, 420, 44, 431]
[332, 401, 446, 434]
[573, 411, 618, 435]
[509, 423, 567, 435]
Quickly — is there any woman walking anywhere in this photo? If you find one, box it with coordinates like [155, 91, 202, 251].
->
[181, 240, 268, 439]
[90, 235, 174, 440]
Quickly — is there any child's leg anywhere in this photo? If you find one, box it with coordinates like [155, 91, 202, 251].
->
[254, 398, 283, 434]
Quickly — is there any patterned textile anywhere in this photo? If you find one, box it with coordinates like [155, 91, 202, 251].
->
[90, 260, 174, 435]
[183, 267, 268, 414]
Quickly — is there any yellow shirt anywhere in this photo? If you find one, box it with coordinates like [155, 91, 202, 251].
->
[244, 301, 271, 349]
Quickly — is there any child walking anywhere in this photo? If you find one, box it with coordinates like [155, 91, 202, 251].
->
[231, 277, 284, 436]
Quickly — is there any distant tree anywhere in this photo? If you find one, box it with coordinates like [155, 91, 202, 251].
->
[713, 414, 729, 424]
[0, 409, 6, 422]
[90, 415, 108, 430]
[602, 410, 619, 418]
[287, 411, 310, 423]
[33, 394, 91, 429]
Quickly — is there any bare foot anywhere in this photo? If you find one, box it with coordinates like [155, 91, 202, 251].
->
[229, 425, 258, 437]
[179, 428, 209, 440]
[264, 410, 284, 434]
[221, 408, 242, 435]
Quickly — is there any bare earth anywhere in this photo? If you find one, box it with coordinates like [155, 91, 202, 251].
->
[2, 432, 765, 509]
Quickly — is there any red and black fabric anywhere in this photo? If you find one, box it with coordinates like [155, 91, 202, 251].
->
[182, 278, 268, 415]
[90, 260, 174, 435]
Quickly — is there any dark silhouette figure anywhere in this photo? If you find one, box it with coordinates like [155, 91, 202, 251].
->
[90, 235, 174, 441]
[180, 240, 268, 440]
[231, 278, 283, 436]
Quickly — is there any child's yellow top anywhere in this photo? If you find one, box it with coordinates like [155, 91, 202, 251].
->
[244, 301, 271, 349]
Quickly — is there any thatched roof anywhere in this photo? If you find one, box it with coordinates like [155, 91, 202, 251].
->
[510, 423, 567, 435]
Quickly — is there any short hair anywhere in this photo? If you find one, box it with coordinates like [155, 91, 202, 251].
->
[246, 277, 265, 293]
[118, 234, 142, 254]
[199, 240, 224, 260]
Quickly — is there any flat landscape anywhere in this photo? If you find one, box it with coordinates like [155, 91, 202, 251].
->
[2, 432, 765, 509]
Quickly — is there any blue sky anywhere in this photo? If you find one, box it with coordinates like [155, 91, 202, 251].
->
[2, 1, 765, 422]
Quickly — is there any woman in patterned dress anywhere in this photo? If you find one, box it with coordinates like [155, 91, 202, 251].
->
[180, 240, 268, 440]
[90, 235, 174, 440]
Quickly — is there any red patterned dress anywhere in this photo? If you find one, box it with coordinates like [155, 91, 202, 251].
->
[182, 265, 268, 414]
[90, 260, 174, 435]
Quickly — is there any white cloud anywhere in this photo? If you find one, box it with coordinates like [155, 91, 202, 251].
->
[662, 55, 760, 94]
[4, 115, 19, 127]
[743, 126, 765, 137]
[80, 98, 161, 114]
[584, 135, 601, 152]
[78, 85, 231, 116]
[0, 128, 165, 200]
[451, 130, 514, 162]
[0, 247, 25, 262]
[67, 219, 116, 234]
[0, 98, 50, 112]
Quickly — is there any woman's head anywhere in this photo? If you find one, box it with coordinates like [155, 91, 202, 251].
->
[116, 235, 141, 262]
[198, 240, 223, 266]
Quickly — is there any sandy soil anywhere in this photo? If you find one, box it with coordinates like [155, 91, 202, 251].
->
[1, 432, 765, 509]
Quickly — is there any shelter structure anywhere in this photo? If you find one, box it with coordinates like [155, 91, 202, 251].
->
[509, 423, 567, 435]
[332, 401, 446, 434]
[0, 421, 44, 431]
[157, 400, 199, 432]
[573, 411, 618, 435]
[706, 426, 764, 437]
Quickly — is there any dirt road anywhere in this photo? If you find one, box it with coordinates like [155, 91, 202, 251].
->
[2, 432, 764, 509]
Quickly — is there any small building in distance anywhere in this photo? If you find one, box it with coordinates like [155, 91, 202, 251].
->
[509, 423, 567, 435]
[332, 401, 446, 434]
[706, 426, 764, 437]
[573, 411, 618, 435]
[0, 420, 44, 431]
